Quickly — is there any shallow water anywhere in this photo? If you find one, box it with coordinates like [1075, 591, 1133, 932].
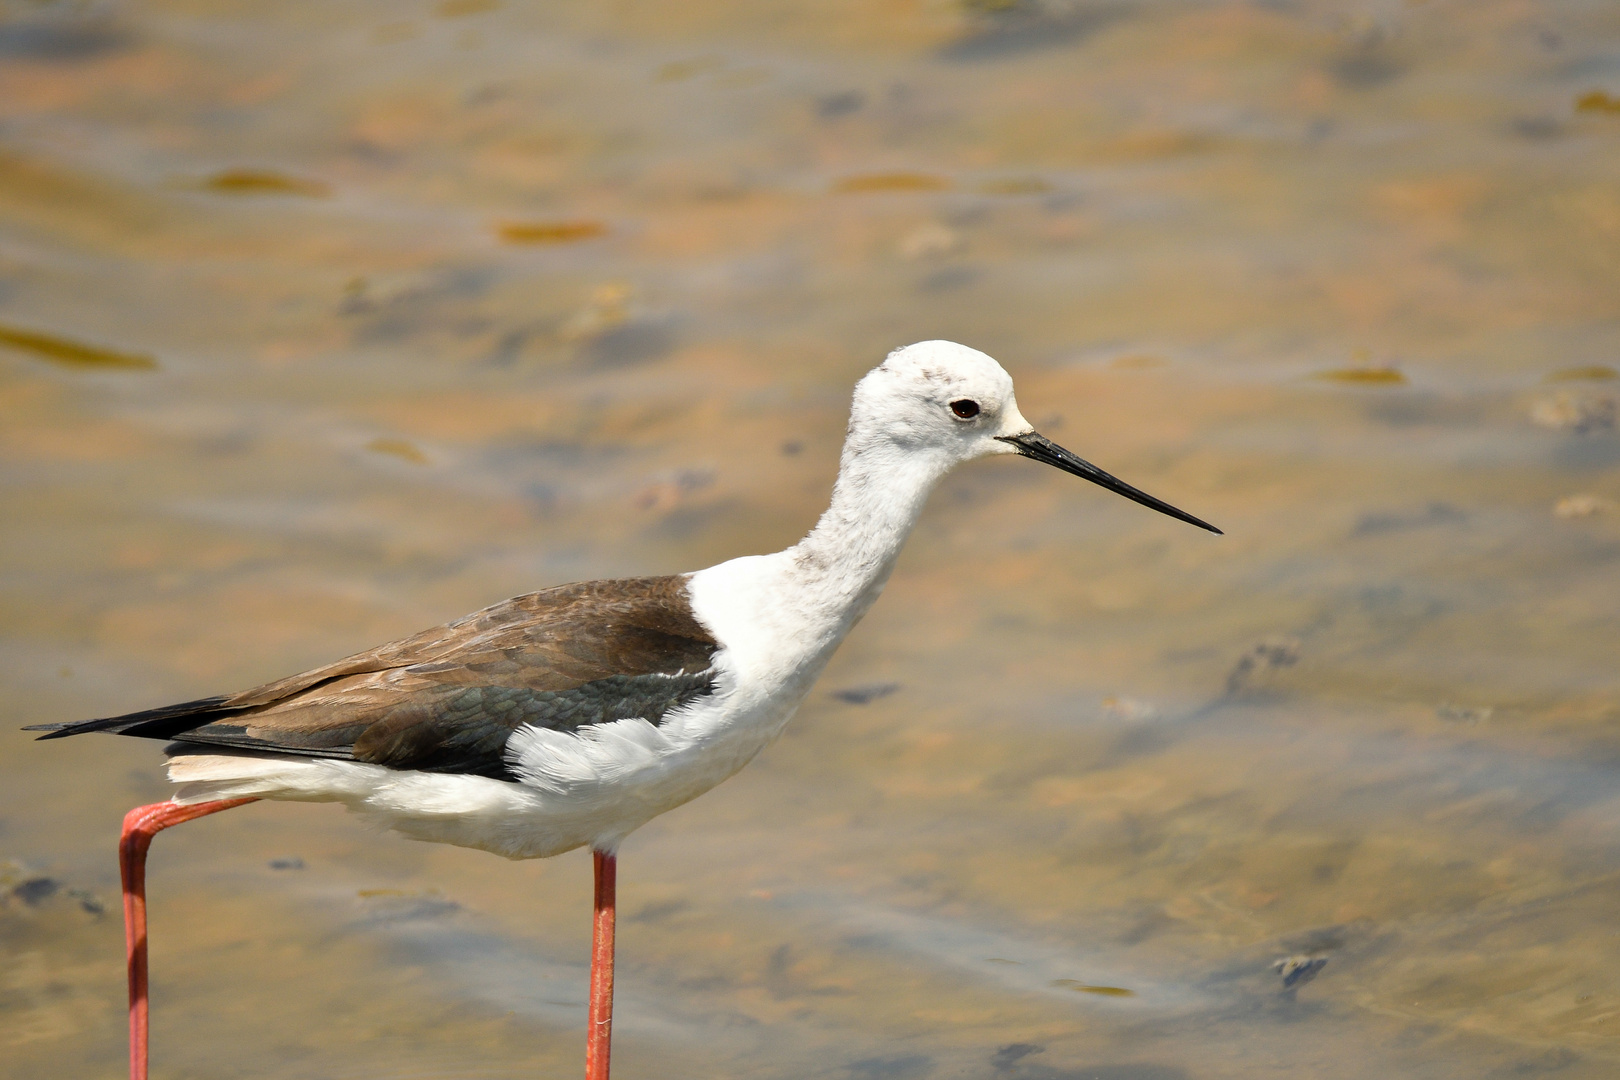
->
[3, 1, 1619, 1076]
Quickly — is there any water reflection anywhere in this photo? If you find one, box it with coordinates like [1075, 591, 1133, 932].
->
[3, 0, 1619, 1077]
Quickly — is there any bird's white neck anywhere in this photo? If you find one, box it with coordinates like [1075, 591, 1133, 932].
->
[788, 435, 952, 631]
[685, 431, 956, 715]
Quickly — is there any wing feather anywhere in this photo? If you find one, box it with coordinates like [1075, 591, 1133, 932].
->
[30, 577, 720, 781]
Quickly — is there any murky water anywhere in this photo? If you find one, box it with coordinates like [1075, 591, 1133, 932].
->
[4, 1, 1619, 1076]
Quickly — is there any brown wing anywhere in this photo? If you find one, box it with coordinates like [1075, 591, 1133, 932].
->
[29, 577, 719, 781]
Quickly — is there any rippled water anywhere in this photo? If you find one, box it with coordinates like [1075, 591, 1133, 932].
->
[4, 1, 1619, 1077]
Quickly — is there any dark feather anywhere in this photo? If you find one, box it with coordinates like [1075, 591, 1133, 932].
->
[26, 696, 235, 740]
[29, 577, 719, 782]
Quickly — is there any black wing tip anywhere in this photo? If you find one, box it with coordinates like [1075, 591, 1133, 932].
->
[24, 695, 237, 743]
[23, 722, 74, 740]
[26, 718, 129, 740]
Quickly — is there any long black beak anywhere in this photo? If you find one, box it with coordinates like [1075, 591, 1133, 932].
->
[997, 431, 1222, 535]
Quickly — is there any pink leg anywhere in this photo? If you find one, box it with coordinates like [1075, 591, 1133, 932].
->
[586, 848, 617, 1080]
[120, 799, 257, 1080]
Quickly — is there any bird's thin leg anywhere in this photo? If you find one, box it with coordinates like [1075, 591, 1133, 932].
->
[120, 798, 257, 1080]
[586, 847, 617, 1080]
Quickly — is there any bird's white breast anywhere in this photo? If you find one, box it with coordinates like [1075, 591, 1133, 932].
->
[496, 552, 864, 852]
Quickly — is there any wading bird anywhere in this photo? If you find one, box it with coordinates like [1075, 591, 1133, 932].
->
[29, 340, 1219, 1080]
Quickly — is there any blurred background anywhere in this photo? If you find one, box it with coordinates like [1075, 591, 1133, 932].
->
[3, 1, 1619, 1077]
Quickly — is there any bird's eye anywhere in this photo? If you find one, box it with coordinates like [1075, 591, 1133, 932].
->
[950, 399, 980, 420]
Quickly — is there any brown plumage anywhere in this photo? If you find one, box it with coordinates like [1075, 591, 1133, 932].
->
[29, 577, 720, 781]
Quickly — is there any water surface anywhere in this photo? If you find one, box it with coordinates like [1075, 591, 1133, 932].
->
[3, 1, 1619, 1077]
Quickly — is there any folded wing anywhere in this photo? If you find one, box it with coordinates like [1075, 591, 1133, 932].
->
[28, 577, 719, 782]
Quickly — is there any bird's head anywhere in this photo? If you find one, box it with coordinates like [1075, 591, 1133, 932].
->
[852, 340, 1221, 534]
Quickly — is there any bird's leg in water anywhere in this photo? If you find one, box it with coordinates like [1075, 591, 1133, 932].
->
[587, 848, 617, 1080]
[120, 799, 257, 1080]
